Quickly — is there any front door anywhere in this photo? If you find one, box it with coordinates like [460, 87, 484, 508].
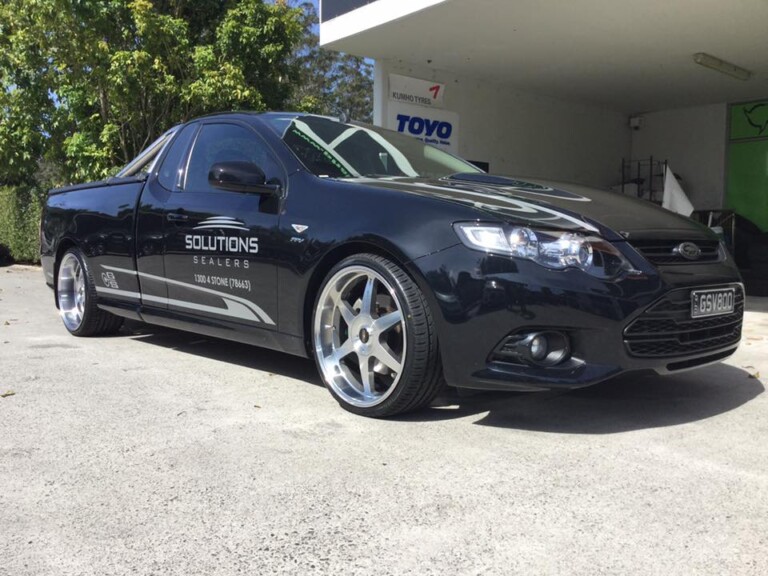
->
[162, 121, 284, 329]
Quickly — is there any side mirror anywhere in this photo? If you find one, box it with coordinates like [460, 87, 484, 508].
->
[208, 161, 281, 195]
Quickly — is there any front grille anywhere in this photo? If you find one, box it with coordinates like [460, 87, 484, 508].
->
[629, 239, 721, 265]
[624, 285, 743, 358]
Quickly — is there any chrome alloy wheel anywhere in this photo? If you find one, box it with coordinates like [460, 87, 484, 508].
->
[314, 266, 407, 408]
[57, 252, 86, 331]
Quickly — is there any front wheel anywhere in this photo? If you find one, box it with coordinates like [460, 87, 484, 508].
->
[57, 248, 123, 336]
[312, 254, 443, 417]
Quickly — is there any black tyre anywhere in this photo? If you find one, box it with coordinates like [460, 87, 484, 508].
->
[56, 248, 123, 336]
[312, 253, 443, 417]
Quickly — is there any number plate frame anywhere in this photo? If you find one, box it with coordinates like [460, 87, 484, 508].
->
[691, 288, 736, 319]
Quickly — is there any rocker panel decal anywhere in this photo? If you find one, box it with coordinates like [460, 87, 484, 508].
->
[97, 265, 275, 325]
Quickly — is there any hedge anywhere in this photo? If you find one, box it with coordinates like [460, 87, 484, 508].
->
[0, 185, 45, 264]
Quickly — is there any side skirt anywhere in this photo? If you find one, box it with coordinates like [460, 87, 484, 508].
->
[98, 301, 308, 358]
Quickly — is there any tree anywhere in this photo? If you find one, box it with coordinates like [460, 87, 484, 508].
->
[288, 1, 372, 122]
[0, 0, 303, 184]
[0, 0, 374, 189]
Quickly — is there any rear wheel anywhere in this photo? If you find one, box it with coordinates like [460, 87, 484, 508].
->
[312, 254, 443, 417]
[57, 248, 123, 336]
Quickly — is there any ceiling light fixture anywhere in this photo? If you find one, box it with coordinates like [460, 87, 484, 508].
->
[693, 52, 753, 81]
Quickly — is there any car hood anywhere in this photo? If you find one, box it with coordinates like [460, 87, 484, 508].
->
[353, 173, 715, 241]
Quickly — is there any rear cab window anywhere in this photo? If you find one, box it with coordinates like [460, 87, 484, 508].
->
[116, 129, 177, 179]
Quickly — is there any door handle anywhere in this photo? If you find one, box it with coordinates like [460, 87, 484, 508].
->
[166, 212, 189, 222]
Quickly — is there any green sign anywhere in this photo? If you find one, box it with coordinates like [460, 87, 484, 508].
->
[727, 99, 768, 232]
[730, 101, 768, 141]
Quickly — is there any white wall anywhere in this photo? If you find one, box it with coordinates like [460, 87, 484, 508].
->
[630, 104, 727, 209]
[374, 60, 631, 189]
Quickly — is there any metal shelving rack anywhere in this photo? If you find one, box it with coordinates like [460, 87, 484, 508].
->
[620, 157, 668, 204]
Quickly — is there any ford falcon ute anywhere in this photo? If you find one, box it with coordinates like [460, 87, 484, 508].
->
[41, 112, 744, 417]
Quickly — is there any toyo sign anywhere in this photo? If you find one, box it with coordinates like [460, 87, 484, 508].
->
[395, 114, 453, 140]
[386, 101, 460, 154]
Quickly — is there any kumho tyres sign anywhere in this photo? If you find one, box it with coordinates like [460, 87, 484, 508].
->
[389, 73, 445, 108]
[727, 100, 768, 231]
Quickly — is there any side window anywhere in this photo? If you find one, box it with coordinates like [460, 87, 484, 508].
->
[183, 123, 282, 193]
[157, 123, 197, 191]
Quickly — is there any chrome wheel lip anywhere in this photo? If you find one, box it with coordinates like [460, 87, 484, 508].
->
[314, 265, 407, 409]
[57, 253, 86, 332]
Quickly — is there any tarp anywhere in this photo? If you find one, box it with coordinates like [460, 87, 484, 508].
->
[662, 164, 695, 217]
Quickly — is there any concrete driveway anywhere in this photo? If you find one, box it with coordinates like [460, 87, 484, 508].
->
[1, 264, 767, 575]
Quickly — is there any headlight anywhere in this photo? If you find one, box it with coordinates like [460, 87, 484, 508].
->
[454, 223, 638, 279]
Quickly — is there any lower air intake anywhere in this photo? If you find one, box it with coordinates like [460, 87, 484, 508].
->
[623, 285, 743, 358]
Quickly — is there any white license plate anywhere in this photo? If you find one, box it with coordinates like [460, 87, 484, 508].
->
[691, 288, 735, 318]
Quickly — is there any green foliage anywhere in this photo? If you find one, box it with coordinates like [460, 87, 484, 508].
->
[0, 185, 44, 263]
[0, 0, 304, 184]
[288, 1, 373, 122]
[0, 0, 373, 261]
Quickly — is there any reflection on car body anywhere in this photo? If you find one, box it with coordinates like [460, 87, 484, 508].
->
[41, 112, 743, 417]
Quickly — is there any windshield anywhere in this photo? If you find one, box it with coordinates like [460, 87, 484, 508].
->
[263, 114, 482, 179]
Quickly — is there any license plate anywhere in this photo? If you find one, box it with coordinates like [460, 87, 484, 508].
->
[691, 288, 735, 318]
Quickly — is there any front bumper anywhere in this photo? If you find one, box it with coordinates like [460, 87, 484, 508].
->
[408, 243, 743, 392]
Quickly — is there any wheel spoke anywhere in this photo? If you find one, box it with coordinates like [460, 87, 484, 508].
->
[361, 276, 375, 315]
[373, 310, 402, 333]
[338, 300, 357, 325]
[372, 342, 403, 374]
[339, 364, 364, 394]
[359, 356, 374, 396]
[331, 338, 355, 363]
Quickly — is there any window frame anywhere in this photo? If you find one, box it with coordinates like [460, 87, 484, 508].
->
[154, 122, 201, 192]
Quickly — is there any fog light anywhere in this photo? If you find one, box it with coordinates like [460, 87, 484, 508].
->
[515, 331, 571, 367]
[529, 334, 548, 361]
